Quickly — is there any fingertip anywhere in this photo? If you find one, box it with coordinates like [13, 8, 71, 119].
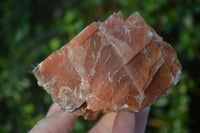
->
[134, 106, 150, 133]
[142, 106, 150, 114]
[135, 106, 150, 119]
[89, 112, 117, 133]
[29, 111, 78, 133]
[112, 111, 135, 133]
[46, 103, 61, 117]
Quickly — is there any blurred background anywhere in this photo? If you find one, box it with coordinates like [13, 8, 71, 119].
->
[0, 0, 200, 132]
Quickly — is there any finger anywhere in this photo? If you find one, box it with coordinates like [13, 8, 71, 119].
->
[29, 111, 78, 133]
[89, 112, 117, 133]
[46, 103, 61, 117]
[112, 111, 135, 133]
[134, 106, 150, 133]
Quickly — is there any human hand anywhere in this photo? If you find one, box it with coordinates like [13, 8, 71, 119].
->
[29, 103, 150, 133]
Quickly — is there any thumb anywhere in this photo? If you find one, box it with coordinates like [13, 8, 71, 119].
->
[29, 110, 78, 133]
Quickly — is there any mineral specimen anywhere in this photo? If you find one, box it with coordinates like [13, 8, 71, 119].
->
[33, 12, 182, 120]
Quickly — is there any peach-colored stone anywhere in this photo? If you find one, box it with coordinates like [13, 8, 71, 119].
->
[33, 12, 182, 120]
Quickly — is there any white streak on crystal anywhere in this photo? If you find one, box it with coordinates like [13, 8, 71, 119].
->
[135, 91, 145, 108]
[58, 52, 62, 56]
[92, 51, 95, 59]
[90, 35, 104, 77]
[120, 104, 129, 108]
[118, 74, 126, 83]
[74, 87, 78, 96]
[171, 57, 175, 62]
[142, 47, 151, 62]
[57, 86, 71, 110]
[113, 65, 122, 76]
[111, 87, 114, 95]
[65, 105, 72, 110]
[171, 74, 175, 84]
[99, 23, 134, 64]
[98, 81, 104, 89]
[148, 30, 153, 37]
[174, 69, 181, 85]
[48, 56, 52, 60]
[105, 54, 111, 64]
[108, 72, 113, 82]
[60, 86, 73, 93]
[112, 103, 117, 110]
[38, 76, 57, 94]
[67, 40, 91, 100]
[123, 25, 131, 44]
[90, 69, 96, 77]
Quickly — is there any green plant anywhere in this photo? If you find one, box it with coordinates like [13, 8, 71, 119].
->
[0, 0, 199, 132]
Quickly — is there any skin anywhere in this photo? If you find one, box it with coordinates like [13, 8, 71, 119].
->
[29, 103, 150, 133]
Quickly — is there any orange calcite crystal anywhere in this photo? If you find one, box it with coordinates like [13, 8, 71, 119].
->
[33, 12, 182, 120]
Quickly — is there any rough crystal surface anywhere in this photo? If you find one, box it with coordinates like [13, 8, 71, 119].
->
[33, 12, 182, 120]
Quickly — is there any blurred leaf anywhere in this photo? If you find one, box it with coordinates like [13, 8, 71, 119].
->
[64, 9, 79, 23]
[154, 96, 168, 107]
[73, 120, 85, 132]
[24, 103, 35, 115]
[49, 37, 61, 51]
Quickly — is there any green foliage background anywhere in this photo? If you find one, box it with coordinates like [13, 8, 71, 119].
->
[0, 0, 200, 132]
